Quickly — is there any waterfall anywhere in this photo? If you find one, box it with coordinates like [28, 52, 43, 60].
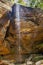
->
[15, 3, 23, 63]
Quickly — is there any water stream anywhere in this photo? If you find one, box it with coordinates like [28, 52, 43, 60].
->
[16, 4, 22, 63]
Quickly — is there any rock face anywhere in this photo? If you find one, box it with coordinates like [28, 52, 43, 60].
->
[0, 11, 10, 55]
[0, 4, 43, 63]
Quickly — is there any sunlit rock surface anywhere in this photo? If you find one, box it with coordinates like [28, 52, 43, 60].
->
[0, 60, 14, 65]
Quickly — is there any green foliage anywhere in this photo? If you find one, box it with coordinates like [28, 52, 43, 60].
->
[18, 0, 26, 6]
[18, 0, 22, 3]
[18, 0, 43, 9]
[11, 0, 43, 9]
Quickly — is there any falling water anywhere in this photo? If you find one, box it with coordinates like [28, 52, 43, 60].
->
[16, 3, 23, 63]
